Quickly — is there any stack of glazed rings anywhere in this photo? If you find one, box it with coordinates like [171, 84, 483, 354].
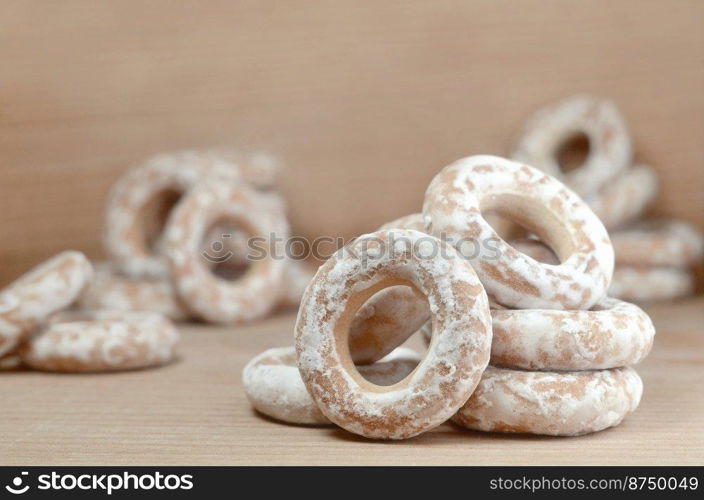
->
[244, 154, 652, 439]
[83, 150, 314, 323]
[510, 95, 703, 303]
[0, 251, 179, 373]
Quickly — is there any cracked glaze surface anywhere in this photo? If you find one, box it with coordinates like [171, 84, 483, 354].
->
[20, 310, 179, 373]
[295, 229, 492, 439]
[511, 95, 631, 197]
[162, 178, 288, 324]
[0, 251, 93, 357]
[453, 365, 642, 436]
[423, 155, 613, 310]
[242, 346, 421, 425]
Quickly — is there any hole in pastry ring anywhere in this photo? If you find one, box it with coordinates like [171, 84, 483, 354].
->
[19, 310, 179, 373]
[452, 366, 643, 436]
[347, 213, 430, 364]
[612, 219, 704, 268]
[103, 150, 243, 278]
[608, 266, 694, 303]
[162, 179, 289, 324]
[586, 165, 658, 231]
[512, 95, 632, 196]
[296, 229, 492, 440]
[242, 346, 421, 425]
[0, 251, 93, 357]
[423, 155, 614, 310]
[78, 263, 191, 322]
[421, 296, 654, 370]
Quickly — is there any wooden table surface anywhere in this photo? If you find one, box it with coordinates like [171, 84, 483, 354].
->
[1, 297, 702, 466]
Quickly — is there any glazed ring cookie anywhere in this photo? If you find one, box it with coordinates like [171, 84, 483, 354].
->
[296, 229, 492, 440]
[609, 266, 694, 303]
[511, 95, 632, 196]
[242, 346, 421, 425]
[103, 150, 242, 278]
[612, 219, 704, 268]
[423, 155, 614, 310]
[0, 251, 93, 357]
[420, 296, 654, 370]
[586, 165, 658, 231]
[78, 263, 191, 322]
[508, 238, 559, 264]
[490, 297, 654, 370]
[19, 310, 179, 373]
[347, 214, 431, 364]
[210, 149, 281, 191]
[453, 366, 643, 436]
[162, 179, 288, 324]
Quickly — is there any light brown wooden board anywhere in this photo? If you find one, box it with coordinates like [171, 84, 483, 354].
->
[1, 298, 702, 465]
[1, 0, 703, 286]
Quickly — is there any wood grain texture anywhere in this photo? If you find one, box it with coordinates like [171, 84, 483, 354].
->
[0, 298, 702, 465]
[1, 0, 703, 286]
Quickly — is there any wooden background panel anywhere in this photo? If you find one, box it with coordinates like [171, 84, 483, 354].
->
[1, 0, 703, 285]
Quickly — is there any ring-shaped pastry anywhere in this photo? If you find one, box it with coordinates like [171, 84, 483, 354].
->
[423, 155, 614, 310]
[296, 229, 492, 439]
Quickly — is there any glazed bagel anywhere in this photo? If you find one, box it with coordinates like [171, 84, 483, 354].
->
[242, 346, 421, 425]
[20, 310, 179, 373]
[453, 366, 643, 436]
[423, 155, 614, 310]
[512, 95, 632, 196]
[296, 229, 492, 439]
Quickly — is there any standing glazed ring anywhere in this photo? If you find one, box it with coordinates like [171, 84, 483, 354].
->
[511, 95, 632, 196]
[0, 251, 93, 357]
[611, 219, 704, 268]
[162, 179, 288, 324]
[453, 366, 643, 436]
[78, 263, 191, 322]
[296, 229, 492, 440]
[423, 155, 614, 310]
[19, 310, 179, 373]
[586, 165, 658, 231]
[103, 150, 242, 278]
[347, 214, 430, 364]
[242, 346, 421, 425]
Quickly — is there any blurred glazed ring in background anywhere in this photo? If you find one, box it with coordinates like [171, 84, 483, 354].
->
[585, 165, 658, 231]
[423, 155, 614, 310]
[611, 219, 704, 268]
[0, 251, 93, 357]
[452, 366, 643, 436]
[103, 150, 243, 279]
[346, 213, 430, 364]
[162, 179, 288, 324]
[242, 346, 421, 425]
[296, 229, 492, 440]
[608, 266, 694, 303]
[19, 310, 179, 373]
[78, 262, 191, 322]
[511, 95, 632, 196]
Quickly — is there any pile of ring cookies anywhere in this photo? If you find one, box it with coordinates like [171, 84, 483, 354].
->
[244, 154, 654, 440]
[512, 95, 704, 302]
[80, 149, 313, 323]
[0, 251, 179, 373]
